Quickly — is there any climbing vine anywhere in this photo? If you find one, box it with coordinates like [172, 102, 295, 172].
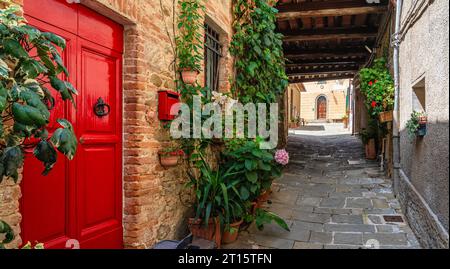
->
[230, 0, 288, 104]
[176, 0, 205, 74]
[0, 2, 77, 248]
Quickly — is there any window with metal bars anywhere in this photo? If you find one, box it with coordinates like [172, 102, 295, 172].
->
[204, 23, 223, 97]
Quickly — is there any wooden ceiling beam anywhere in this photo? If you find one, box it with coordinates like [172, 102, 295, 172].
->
[277, 0, 388, 21]
[285, 49, 369, 60]
[289, 74, 355, 84]
[287, 68, 359, 76]
[286, 61, 363, 69]
[283, 28, 378, 42]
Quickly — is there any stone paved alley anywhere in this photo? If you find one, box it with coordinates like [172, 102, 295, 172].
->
[225, 124, 421, 249]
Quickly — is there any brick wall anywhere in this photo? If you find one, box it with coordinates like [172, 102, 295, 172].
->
[84, 0, 234, 249]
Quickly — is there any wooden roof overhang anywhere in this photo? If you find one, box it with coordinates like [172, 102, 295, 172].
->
[276, 0, 390, 83]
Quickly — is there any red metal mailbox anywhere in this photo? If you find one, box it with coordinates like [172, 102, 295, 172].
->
[158, 90, 181, 121]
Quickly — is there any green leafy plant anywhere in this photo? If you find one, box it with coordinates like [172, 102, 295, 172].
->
[1, 2, 77, 248]
[359, 58, 395, 116]
[223, 137, 281, 202]
[176, 0, 205, 72]
[406, 111, 426, 139]
[230, 0, 288, 104]
[253, 208, 289, 231]
[185, 152, 244, 230]
[359, 118, 378, 145]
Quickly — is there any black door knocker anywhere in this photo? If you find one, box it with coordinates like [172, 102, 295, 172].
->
[93, 97, 111, 117]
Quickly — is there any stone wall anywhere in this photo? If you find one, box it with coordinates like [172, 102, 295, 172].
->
[397, 0, 449, 248]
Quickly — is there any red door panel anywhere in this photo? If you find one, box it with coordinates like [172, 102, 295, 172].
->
[78, 5, 124, 53]
[21, 0, 123, 249]
[20, 16, 77, 250]
[23, 0, 78, 35]
[77, 39, 122, 248]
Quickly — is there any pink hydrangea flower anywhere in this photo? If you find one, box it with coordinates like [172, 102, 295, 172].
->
[275, 149, 289, 166]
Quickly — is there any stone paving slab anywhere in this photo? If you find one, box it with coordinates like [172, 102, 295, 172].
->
[224, 132, 421, 249]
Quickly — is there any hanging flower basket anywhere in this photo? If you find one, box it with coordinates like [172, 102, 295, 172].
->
[180, 69, 199, 85]
[379, 111, 394, 123]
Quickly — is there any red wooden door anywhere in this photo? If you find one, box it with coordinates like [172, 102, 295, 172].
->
[21, 0, 123, 249]
[317, 96, 327, 120]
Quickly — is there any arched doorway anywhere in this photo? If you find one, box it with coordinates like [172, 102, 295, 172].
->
[316, 95, 327, 120]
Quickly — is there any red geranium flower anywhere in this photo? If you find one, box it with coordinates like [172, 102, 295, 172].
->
[371, 101, 377, 108]
[368, 81, 373, 86]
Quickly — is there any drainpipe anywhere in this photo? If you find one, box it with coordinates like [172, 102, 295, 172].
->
[392, 0, 403, 195]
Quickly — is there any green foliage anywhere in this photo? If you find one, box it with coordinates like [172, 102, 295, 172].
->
[185, 152, 245, 230]
[253, 208, 290, 232]
[359, 58, 395, 116]
[1, 3, 78, 248]
[359, 117, 378, 145]
[406, 111, 425, 139]
[176, 0, 205, 72]
[230, 0, 288, 103]
[222, 137, 281, 201]
[0, 220, 14, 248]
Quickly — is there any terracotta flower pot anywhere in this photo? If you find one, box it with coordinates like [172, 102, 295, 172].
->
[222, 219, 243, 244]
[159, 155, 179, 167]
[365, 139, 377, 160]
[418, 116, 427, 125]
[188, 218, 221, 248]
[181, 69, 199, 85]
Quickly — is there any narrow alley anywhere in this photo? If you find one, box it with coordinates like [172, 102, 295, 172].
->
[226, 124, 420, 249]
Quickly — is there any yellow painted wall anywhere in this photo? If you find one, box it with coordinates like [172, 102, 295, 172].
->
[300, 80, 349, 122]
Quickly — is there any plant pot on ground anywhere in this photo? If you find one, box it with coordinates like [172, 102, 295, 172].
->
[185, 152, 243, 249]
[365, 138, 377, 160]
[222, 219, 243, 244]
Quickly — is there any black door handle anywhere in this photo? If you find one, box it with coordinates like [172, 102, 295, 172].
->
[93, 97, 111, 117]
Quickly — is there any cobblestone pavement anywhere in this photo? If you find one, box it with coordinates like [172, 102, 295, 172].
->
[224, 129, 421, 249]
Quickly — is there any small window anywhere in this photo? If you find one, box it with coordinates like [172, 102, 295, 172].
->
[412, 77, 426, 112]
[204, 23, 223, 98]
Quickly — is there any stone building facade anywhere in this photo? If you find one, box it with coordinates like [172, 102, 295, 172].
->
[395, 0, 449, 248]
[299, 80, 349, 122]
[0, 0, 234, 249]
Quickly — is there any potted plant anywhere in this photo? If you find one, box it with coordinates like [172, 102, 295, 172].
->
[359, 119, 378, 160]
[185, 152, 241, 248]
[221, 200, 245, 244]
[176, 0, 204, 85]
[359, 58, 395, 118]
[406, 111, 427, 139]
[158, 147, 185, 168]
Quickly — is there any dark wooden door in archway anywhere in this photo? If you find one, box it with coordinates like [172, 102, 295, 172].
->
[317, 96, 327, 120]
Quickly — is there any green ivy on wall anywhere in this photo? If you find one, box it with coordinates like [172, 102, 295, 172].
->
[230, 0, 288, 104]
